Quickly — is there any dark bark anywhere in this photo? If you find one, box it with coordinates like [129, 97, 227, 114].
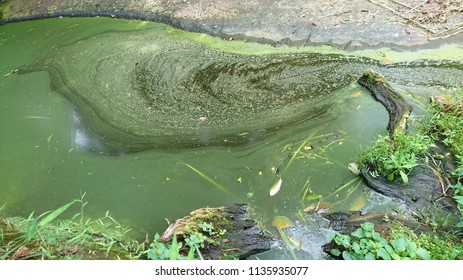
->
[159, 204, 273, 260]
[358, 69, 412, 136]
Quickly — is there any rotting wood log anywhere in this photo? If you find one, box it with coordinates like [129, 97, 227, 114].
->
[158, 204, 273, 260]
[358, 69, 412, 136]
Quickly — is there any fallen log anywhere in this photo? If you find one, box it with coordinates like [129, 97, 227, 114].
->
[358, 69, 412, 136]
[159, 204, 273, 260]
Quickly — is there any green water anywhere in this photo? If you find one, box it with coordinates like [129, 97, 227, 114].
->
[0, 17, 455, 259]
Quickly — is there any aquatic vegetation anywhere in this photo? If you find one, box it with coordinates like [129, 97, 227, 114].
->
[271, 216, 298, 260]
[15, 25, 463, 153]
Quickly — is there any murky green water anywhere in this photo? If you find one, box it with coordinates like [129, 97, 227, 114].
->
[1, 18, 460, 259]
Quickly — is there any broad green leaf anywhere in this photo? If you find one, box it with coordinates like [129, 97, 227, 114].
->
[399, 170, 409, 184]
[330, 248, 341, 257]
[342, 251, 353, 260]
[408, 241, 417, 252]
[416, 248, 431, 260]
[391, 253, 401, 260]
[365, 252, 376, 260]
[361, 222, 374, 232]
[377, 248, 391, 260]
[38, 200, 76, 227]
[391, 238, 407, 253]
[384, 244, 394, 254]
[352, 242, 361, 253]
[351, 229, 364, 238]
[387, 173, 394, 182]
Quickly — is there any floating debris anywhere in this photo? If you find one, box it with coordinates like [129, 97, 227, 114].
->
[348, 162, 361, 175]
[351, 91, 362, 97]
[271, 215, 293, 229]
[269, 177, 283, 196]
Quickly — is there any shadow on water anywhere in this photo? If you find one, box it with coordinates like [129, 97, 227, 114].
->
[1, 18, 462, 259]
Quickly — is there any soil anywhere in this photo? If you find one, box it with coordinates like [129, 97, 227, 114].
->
[1, 0, 462, 50]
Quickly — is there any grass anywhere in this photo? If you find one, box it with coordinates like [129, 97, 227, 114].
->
[359, 87, 463, 228]
[0, 193, 146, 260]
[424, 91, 463, 226]
[358, 131, 434, 184]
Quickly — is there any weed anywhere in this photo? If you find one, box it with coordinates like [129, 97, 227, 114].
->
[358, 131, 434, 184]
[0, 194, 145, 260]
[330, 222, 430, 260]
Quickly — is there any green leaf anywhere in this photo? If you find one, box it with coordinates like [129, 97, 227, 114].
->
[24, 219, 38, 241]
[416, 248, 431, 260]
[385, 244, 394, 254]
[351, 229, 364, 239]
[330, 248, 341, 257]
[387, 173, 395, 182]
[352, 242, 361, 253]
[361, 222, 375, 232]
[377, 248, 391, 260]
[399, 170, 409, 184]
[342, 251, 353, 260]
[306, 194, 322, 201]
[365, 252, 376, 260]
[391, 238, 407, 253]
[38, 200, 76, 228]
[391, 252, 401, 260]
[170, 234, 179, 260]
[408, 241, 417, 253]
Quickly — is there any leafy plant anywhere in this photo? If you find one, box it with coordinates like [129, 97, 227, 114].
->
[425, 93, 463, 226]
[359, 132, 434, 184]
[330, 222, 430, 260]
[0, 194, 145, 260]
[389, 223, 463, 260]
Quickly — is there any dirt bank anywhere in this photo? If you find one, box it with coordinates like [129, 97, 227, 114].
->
[1, 0, 462, 50]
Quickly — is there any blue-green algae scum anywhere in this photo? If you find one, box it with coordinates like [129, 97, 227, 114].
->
[1, 17, 462, 259]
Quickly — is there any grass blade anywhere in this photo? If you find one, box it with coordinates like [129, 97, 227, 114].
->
[38, 200, 76, 228]
[184, 163, 233, 196]
[170, 233, 179, 260]
[281, 130, 333, 175]
[278, 228, 298, 260]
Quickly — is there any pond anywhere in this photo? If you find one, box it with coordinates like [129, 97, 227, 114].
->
[1, 17, 462, 259]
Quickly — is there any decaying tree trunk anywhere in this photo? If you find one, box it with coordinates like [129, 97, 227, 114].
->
[159, 204, 273, 260]
[358, 69, 412, 136]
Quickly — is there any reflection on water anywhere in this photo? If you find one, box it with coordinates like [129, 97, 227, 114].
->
[0, 18, 456, 259]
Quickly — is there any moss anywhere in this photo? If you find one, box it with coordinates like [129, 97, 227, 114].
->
[179, 207, 231, 245]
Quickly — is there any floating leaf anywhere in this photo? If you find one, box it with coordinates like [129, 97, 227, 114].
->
[347, 162, 360, 175]
[349, 194, 366, 211]
[351, 91, 362, 97]
[269, 177, 283, 196]
[271, 216, 293, 229]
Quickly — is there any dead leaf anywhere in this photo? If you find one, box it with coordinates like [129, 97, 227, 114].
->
[351, 91, 362, 97]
